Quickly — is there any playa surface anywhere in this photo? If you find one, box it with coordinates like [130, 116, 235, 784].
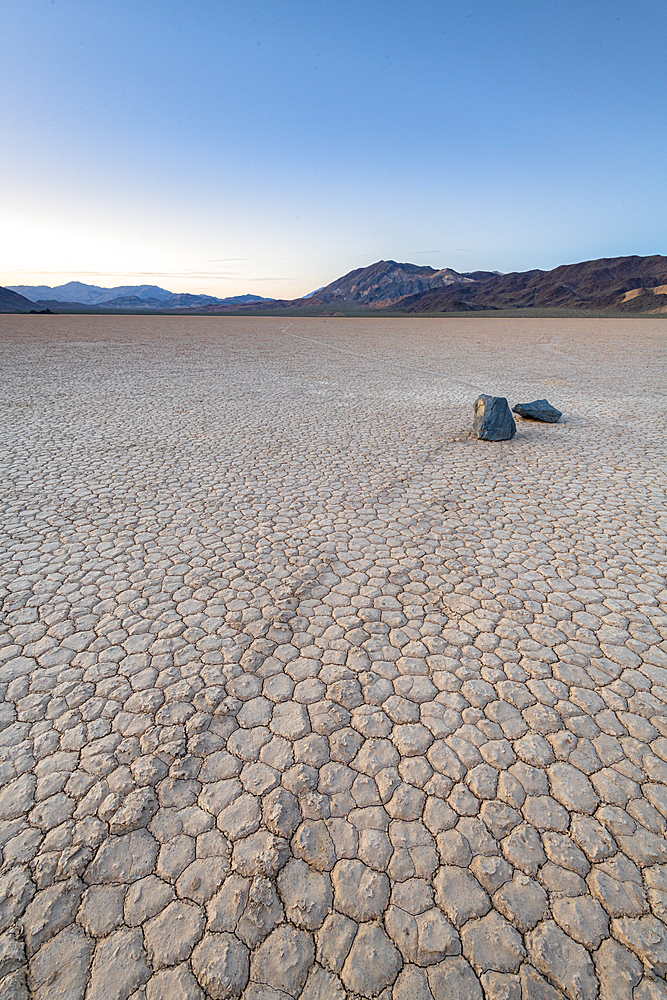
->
[1, 314, 666, 1000]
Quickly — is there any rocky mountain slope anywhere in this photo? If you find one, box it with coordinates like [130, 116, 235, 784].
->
[395, 255, 667, 313]
[308, 259, 474, 306]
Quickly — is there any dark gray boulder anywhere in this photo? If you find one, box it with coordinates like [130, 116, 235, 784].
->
[512, 399, 562, 422]
[473, 395, 516, 441]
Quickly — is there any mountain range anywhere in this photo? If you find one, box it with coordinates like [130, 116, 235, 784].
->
[286, 255, 667, 313]
[2, 255, 667, 314]
[8, 281, 175, 304]
[185, 254, 667, 315]
[395, 255, 667, 313]
[4, 281, 271, 311]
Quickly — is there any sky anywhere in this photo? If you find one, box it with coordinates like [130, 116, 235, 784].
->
[2, 0, 666, 299]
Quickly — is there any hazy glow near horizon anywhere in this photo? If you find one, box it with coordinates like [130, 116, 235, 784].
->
[2, 1, 666, 299]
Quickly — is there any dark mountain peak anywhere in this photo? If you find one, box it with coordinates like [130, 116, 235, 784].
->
[311, 259, 471, 305]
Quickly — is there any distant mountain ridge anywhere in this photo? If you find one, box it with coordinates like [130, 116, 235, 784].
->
[8, 281, 174, 304]
[64, 293, 222, 310]
[3, 255, 667, 314]
[8, 282, 272, 310]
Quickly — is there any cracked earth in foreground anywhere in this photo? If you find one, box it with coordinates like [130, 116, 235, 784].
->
[1, 314, 666, 1000]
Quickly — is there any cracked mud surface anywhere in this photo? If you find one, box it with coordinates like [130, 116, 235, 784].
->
[1, 314, 666, 1000]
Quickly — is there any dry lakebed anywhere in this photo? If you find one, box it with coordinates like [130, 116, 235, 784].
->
[1, 315, 666, 1000]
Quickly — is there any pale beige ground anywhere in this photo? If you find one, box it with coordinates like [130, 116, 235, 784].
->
[1, 315, 666, 1000]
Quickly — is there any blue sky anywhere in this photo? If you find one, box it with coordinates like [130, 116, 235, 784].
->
[2, 0, 666, 298]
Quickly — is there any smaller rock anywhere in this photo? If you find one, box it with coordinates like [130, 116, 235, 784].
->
[415, 907, 461, 965]
[217, 794, 260, 841]
[109, 788, 158, 834]
[512, 399, 562, 422]
[501, 823, 546, 875]
[293, 820, 337, 872]
[473, 395, 516, 442]
[270, 702, 311, 740]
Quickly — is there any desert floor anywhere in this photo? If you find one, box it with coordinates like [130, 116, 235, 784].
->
[1, 314, 667, 1000]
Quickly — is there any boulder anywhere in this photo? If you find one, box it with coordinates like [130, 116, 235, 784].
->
[512, 399, 562, 422]
[473, 395, 516, 441]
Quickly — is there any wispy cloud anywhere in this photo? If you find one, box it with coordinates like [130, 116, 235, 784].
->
[6, 268, 294, 282]
[204, 257, 298, 264]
